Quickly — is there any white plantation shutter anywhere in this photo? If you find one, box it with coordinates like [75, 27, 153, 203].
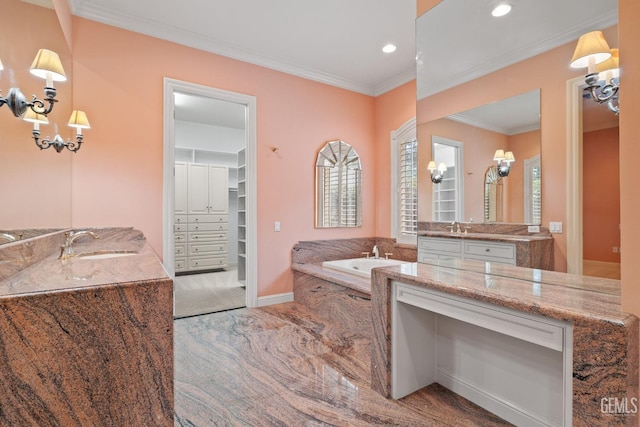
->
[316, 140, 362, 227]
[399, 139, 418, 235]
[391, 118, 417, 244]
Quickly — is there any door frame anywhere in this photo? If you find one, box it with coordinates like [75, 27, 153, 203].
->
[566, 76, 584, 275]
[162, 78, 258, 308]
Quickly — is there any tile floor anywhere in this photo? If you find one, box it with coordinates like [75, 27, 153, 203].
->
[174, 266, 246, 318]
[174, 302, 511, 426]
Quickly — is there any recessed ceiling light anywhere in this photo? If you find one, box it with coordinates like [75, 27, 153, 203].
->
[491, 3, 512, 17]
[382, 43, 397, 53]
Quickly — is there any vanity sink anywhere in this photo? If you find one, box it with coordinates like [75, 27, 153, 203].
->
[77, 251, 137, 260]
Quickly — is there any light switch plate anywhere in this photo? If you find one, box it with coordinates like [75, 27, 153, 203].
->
[274, 221, 281, 232]
[549, 222, 563, 233]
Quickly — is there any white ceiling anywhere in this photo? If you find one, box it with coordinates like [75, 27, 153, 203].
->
[417, 0, 618, 100]
[68, 0, 417, 97]
[448, 90, 540, 136]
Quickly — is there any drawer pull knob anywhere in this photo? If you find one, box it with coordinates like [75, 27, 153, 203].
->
[485, 248, 490, 252]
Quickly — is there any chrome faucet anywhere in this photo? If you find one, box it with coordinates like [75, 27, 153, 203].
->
[59, 230, 99, 260]
[0, 233, 17, 243]
[447, 221, 471, 235]
[372, 245, 379, 259]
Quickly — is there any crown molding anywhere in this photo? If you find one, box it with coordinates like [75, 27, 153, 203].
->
[374, 68, 416, 96]
[418, 10, 618, 100]
[69, 0, 421, 97]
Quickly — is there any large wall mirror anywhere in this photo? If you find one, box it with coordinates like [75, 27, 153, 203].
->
[0, 0, 72, 242]
[416, 0, 618, 233]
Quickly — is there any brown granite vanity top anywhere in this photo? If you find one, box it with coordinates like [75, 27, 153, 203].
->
[292, 262, 373, 295]
[0, 227, 169, 298]
[418, 230, 553, 243]
[372, 259, 630, 324]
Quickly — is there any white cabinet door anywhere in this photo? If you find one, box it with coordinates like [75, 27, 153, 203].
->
[208, 165, 229, 214]
[187, 163, 210, 215]
[174, 162, 188, 215]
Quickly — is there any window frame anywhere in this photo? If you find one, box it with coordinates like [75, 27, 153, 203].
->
[391, 118, 417, 245]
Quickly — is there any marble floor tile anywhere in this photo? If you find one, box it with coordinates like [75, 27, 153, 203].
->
[174, 303, 512, 426]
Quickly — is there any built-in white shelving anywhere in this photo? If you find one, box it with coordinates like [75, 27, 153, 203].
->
[237, 148, 246, 284]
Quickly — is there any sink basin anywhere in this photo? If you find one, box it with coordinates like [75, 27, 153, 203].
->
[77, 251, 137, 260]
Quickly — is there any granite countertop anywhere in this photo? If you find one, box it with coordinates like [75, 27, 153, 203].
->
[418, 230, 553, 242]
[292, 262, 373, 295]
[0, 228, 169, 298]
[372, 259, 632, 325]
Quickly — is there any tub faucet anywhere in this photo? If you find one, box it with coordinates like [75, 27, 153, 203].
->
[59, 230, 99, 260]
[372, 245, 379, 259]
[0, 233, 17, 243]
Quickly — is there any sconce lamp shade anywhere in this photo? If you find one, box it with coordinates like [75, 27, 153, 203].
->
[68, 110, 90, 129]
[504, 151, 515, 162]
[570, 31, 611, 69]
[22, 109, 49, 124]
[427, 161, 447, 172]
[0, 58, 3, 71]
[596, 48, 620, 78]
[493, 149, 505, 161]
[30, 49, 67, 82]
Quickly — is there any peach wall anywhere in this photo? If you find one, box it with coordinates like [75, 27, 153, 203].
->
[583, 127, 620, 263]
[619, 0, 640, 318]
[506, 130, 541, 223]
[70, 18, 379, 297]
[417, 118, 507, 222]
[374, 80, 416, 237]
[0, 0, 72, 229]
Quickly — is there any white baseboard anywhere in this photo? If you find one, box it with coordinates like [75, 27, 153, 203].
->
[437, 370, 558, 427]
[257, 292, 294, 307]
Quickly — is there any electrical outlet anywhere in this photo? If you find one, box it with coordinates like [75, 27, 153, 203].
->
[613, 246, 619, 253]
[549, 222, 563, 233]
[274, 221, 281, 232]
[527, 225, 540, 233]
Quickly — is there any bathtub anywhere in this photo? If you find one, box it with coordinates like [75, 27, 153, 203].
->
[322, 257, 407, 279]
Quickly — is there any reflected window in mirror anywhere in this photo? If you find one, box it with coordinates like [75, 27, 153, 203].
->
[391, 118, 417, 244]
[524, 155, 541, 224]
[315, 140, 362, 228]
[484, 166, 504, 222]
[432, 136, 464, 222]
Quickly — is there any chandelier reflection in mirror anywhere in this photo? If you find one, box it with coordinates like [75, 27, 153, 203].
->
[493, 149, 515, 177]
[23, 109, 91, 153]
[0, 49, 66, 117]
[427, 161, 447, 183]
[570, 31, 620, 115]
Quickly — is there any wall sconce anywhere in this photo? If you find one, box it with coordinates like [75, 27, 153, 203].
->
[570, 31, 620, 115]
[493, 149, 514, 177]
[23, 109, 91, 153]
[427, 161, 447, 183]
[0, 49, 66, 117]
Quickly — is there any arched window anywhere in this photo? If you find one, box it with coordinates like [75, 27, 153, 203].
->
[315, 140, 362, 228]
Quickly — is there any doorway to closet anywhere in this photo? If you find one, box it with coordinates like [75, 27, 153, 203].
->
[163, 79, 257, 318]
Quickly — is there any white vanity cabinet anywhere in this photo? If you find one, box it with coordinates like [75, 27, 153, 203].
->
[175, 161, 229, 273]
[418, 236, 516, 265]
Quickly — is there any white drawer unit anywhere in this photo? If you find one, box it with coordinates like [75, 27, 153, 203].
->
[188, 231, 227, 243]
[418, 236, 516, 266]
[188, 222, 229, 232]
[175, 161, 230, 273]
[463, 241, 516, 264]
[189, 256, 227, 271]
[175, 243, 187, 257]
[190, 214, 228, 223]
[188, 242, 227, 256]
